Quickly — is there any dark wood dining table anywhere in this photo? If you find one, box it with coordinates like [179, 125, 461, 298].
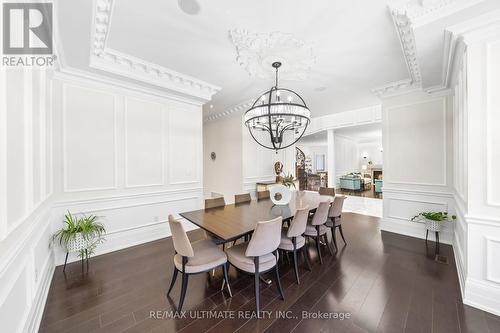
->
[180, 191, 334, 243]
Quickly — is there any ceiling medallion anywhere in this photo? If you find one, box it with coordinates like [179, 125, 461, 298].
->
[244, 62, 311, 152]
[229, 29, 315, 81]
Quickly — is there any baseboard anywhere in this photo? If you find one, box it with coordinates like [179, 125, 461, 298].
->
[464, 278, 500, 317]
[24, 254, 55, 333]
[453, 232, 466, 299]
[380, 217, 453, 245]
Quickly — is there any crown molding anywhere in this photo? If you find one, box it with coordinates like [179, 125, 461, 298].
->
[373, 0, 486, 98]
[371, 79, 421, 97]
[52, 66, 205, 106]
[89, 0, 220, 102]
[204, 99, 254, 122]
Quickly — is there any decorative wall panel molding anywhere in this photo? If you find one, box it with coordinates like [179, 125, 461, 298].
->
[229, 29, 316, 81]
[90, 0, 220, 102]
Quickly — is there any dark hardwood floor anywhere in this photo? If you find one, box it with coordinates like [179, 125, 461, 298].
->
[39, 213, 500, 333]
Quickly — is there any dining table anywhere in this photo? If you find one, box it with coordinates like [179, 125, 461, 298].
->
[180, 190, 334, 285]
[180, 190, 334, 243]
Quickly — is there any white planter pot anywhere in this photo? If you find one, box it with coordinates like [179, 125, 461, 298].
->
[270, 184, 292, 205]
[425, 219, 442, 232]
[66, 233, 90, 253]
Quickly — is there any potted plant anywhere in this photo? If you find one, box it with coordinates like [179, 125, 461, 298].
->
[411, 211, 456, 232]
[281, 172, 296, 189]
[53, 211, 106, 270]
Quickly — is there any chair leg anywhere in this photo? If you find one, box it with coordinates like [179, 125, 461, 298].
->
[331, 227, 338, 252]
[324, 234, 334, 256]
[302, 246, 312, 271]
[316, 236, 323, 264]
[254, 257, 260, 318]
[178, 272, 189, 312]
[292, 238, 300, 284]
[274, 251, 285, 300]
[339, 225, 347, 245]
[222, 263, 232, 297]
[167, 268, 178, 296]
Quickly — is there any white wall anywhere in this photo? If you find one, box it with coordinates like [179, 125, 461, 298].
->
[203, 114, 295, 202]
[334, 135, 359, 186]
[50, 71, 204, 265]
[451, 19, 500, 316]
[203, 112, 243, 202]
[1, 64, 208, 332]
[357, 141, 383, 169]
[0, 67, 54, 333]
[381, 91, 455, 244]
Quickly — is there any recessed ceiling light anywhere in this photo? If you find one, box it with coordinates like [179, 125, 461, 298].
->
[178, 0, 200, 15]
[210, 104, 214, 109]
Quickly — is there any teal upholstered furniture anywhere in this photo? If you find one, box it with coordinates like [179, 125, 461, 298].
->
[374, 179, 383, 193]
[339, 176, 362, 191]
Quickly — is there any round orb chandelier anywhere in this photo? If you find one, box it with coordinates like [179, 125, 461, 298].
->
[244, 62, 311, 151]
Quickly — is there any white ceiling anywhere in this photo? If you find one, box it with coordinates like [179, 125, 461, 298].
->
[56, 0, 500, 119]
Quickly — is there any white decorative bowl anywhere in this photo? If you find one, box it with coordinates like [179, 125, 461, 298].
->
[270, 184, 291, 205]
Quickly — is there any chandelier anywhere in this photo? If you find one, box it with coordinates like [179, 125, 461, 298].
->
[243, 62, 311, 151]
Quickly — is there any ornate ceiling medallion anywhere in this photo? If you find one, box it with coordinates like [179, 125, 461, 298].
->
[229, 29, 315, 81]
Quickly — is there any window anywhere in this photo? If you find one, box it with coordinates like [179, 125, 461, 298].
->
[315, 154, 325, 171]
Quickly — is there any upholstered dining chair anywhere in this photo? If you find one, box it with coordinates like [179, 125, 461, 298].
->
[326, 196, 347, 251]
[278, 206, 311, 284]
[166, 215, 232, 311]
[319, 187, 335, 197]
[303, 201, 333, 264]
[226, 216, 284, 317]
[234, 193, 251, 204]
[203, 197, 226, 244]
[256, 190, 270, 200]
[205, 197, 226, 209]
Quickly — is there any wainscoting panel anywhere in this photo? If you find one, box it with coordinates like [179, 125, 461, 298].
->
[63, 84, 117, 192]
[486, 40, 500, 207]
[381, 188, 455, 244]
[384, 98, 447, 187]
[52, 188, 203, 265]
[125, 97, 164, 187]
[5, 68, 27, 227]
[0, 205, 54, 333]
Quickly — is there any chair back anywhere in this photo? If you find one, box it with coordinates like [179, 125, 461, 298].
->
[257, 190, 270, 200]
[205, 197, 225, 209]
[319, 187, 335, 196]
[311, 201, 330, 226]
[235, 193, 251, 204]
[329, 196, 346, 218]
[168, 215, 194, 257]
[246, 217, 282, 257]
[287, 206, 309, 238]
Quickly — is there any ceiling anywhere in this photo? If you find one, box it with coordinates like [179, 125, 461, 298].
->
[56, 0, 500, 119]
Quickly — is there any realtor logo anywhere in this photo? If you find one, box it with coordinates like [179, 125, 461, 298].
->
[2, 2, 54, 66]
[2, 2, 53, 55]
